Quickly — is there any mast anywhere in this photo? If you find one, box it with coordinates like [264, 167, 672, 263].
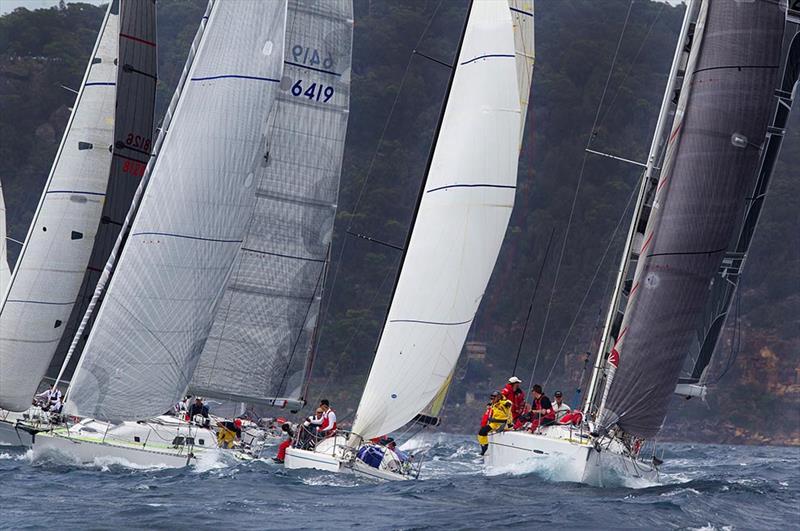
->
[583, 0, 699, 415]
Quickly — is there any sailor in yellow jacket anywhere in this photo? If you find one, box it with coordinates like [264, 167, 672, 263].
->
[477, 391, 513, 456]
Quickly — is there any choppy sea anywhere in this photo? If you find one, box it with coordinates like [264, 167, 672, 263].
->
[1, 434, 797, 529]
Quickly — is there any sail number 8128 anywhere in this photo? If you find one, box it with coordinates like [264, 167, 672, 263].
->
[291, 79, 334, 103]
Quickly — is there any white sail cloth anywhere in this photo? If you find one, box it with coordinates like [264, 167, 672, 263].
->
[0, 6, 118, 412]
[351, 0, 522, 441]
[191, 0, 353, 408]
[0, 179, 10, 296]
[66, 1, 288, 422]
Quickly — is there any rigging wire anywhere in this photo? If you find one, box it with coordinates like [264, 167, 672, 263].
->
[542, 179, 640, 386]
[528, 0, 636, 386]
[710, 281, 743, 384]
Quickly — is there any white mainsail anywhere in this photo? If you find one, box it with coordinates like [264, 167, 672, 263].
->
[65, 1, 288, 422]
[190, 0, 353, 409]
[0, 179, 10, 297]
[351, 0, 526, 441]
[0, 5, 118, 412]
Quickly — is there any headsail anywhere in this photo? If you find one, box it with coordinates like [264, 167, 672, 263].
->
[598, 0, 786, 438]
[508, 0, 534, 147]
[0, 4, 119, 412]
[0, 179, 10, 296]
[351, 0, 528, 441]
[65, 1, 288, 422]
[48, 0, 158, 383]
[189, 0, 353, 410]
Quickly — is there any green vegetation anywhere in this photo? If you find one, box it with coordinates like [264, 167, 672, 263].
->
[1, 0, 796, 444]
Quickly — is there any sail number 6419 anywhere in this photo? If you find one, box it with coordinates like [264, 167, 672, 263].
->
[291, 79, 334, 103]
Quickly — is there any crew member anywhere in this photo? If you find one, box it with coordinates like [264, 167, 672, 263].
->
[477, 391, 513, 456]
[188, 397, 210, 427]
[319, 399, 337, 438]
[216, 418, 242, 449]
[552, 391, 571, 422]
[274, 422, 294, 464]
[529, 384, 555, 432]
[35, 388, 61, 411]
[501, 376, 526, 422]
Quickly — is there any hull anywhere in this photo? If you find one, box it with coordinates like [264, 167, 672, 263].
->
[486, 427, 658, 487]
[284, 436, 411, 481]
[0, 419, 32, 447]
[30, 416, 218, 468]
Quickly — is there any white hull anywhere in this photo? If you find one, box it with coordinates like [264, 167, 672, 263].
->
[31, 416, 218, 468]
[284, 436, 411, 481]
[486, 427, 658, 487]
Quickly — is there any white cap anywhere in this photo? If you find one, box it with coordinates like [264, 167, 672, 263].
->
[508, 376, 522, 384]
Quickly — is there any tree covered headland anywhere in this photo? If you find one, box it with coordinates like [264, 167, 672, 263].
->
[1, 0, 797, 444]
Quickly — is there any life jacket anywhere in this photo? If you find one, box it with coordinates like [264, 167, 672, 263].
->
[321, 410, 337, 433]
[489, 399, 513, 426]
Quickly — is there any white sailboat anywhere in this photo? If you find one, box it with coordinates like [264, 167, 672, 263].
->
[284, 0, 535, 481]
[32, 0, 289, 466]
[486, 0, 799, 487]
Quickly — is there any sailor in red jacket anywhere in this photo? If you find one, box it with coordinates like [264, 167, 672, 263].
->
[501, 376, 526, 423]
[529, 384, 556, 432]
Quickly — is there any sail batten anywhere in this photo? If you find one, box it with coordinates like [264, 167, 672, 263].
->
[65, 1, 289, 422]
[190, 0, 353, 407]
[351, 0, 532, 441]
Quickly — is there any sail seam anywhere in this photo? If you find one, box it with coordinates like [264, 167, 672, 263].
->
[693, 64, 779, 75]
[426, 183, 516, 193]
[460, 53, 515, 66]
[120, 32, 156, 47]
[47, 190, 106, 197]
[190, 74, 280, 83]
[241, 247, 325, 263]
[509, 7, 533, 17]
[284, 60, 341, 77]
[389, 318, 473, 326]
[131, 232, 243, 244]
[646, 247, 727, 258]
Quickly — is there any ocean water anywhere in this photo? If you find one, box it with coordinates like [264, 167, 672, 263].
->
[1, 434, 797, 530]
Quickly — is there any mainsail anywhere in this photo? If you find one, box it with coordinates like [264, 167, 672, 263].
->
[351, 0, 532, 441]
[190, 0, 353, 409]
[48, 0, 158, 382]
[598, 0, 787, 438]
[65, 1, 288, 422]
[0, 4, 119, 412]
[0, 179, 9, 296]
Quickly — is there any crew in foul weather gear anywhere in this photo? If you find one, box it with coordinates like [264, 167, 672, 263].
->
[188, 397, 210, 427]
[274, 422, 294, 463]
[477, 391, 512, 455]
[501, 376, 526, 422]
[216, 418, 242, 449]
[529, 384, 555, 432]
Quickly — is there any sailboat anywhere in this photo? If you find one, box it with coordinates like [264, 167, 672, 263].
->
[284, 0, 535, 481]
[0, 0, 156, 447]
[189, 0, 353, 420]
[485, 0, 800, 487]
[31, 0, 288, 467]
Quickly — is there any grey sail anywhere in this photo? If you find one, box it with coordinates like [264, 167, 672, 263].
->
[0, 4, 118, 412]
[48, 0, 158, 382]
[65, 1, 288, 422]
[599, 0, 786, 438]
[190, 0, 353, 409]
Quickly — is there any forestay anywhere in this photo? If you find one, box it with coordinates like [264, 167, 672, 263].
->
[0, 4, 118, 412]
[599, 0, 785, 438]
[190, 0, 353, 409]
[66, 1, 288, 422]
[351, 0, 525, 441]
[49, 0, 158, 382]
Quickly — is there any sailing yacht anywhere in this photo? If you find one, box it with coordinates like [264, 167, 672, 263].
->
[284, 0, 535, 481]
[31, 0, 288, 465]
[0, 0, 152, 447]
[486, 0, 800, 487]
